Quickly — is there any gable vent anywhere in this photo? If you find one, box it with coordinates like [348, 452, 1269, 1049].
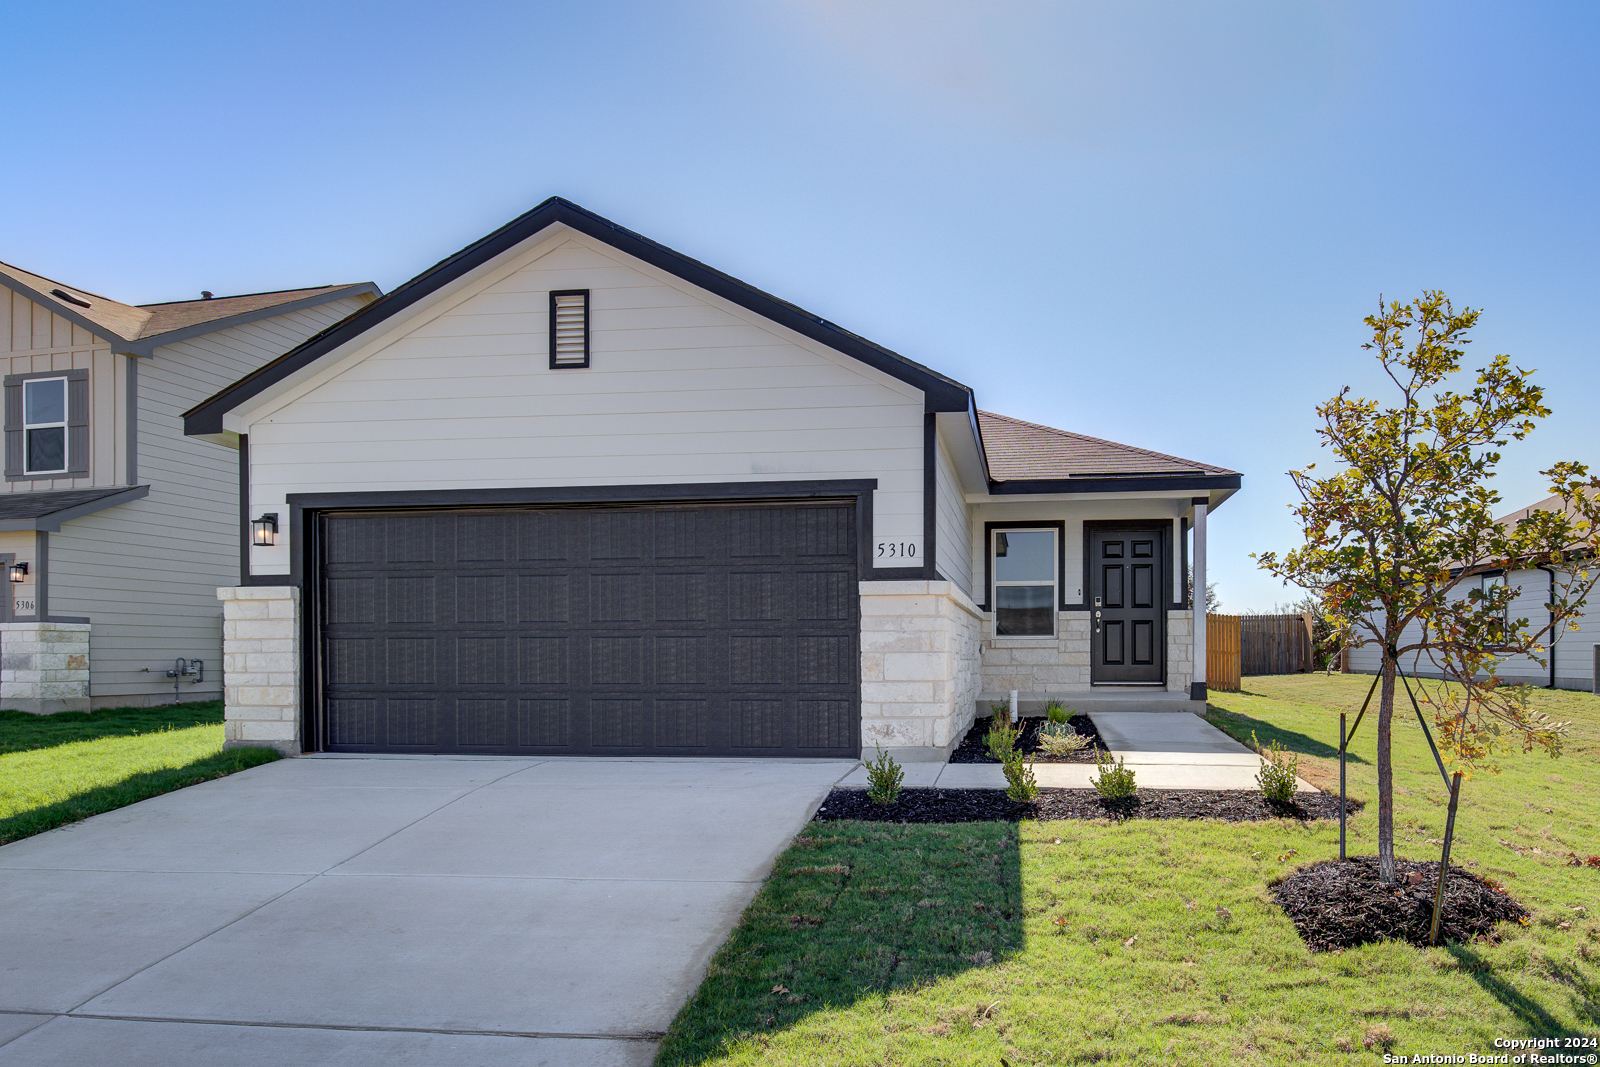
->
[549, 289, 589, 369]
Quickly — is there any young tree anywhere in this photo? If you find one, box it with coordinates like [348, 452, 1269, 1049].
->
[1186, 567, 1221, 615]
[1256, 292, 1600, 883]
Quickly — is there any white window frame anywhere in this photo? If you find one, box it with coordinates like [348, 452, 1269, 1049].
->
[992, 527, 1058, 638]
[1481, 573, 1509, 636]
[22, 376, 68, 476]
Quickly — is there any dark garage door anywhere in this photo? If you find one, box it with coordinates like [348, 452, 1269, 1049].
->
[316, 500, 860, 757]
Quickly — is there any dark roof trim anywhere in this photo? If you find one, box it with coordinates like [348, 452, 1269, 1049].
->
[986, 473, 1242, 496]
[185, 198, 975, 436]
[0, 484, 150, 531]
[123, 283, 380, 357]
[0, 271, 130, 350]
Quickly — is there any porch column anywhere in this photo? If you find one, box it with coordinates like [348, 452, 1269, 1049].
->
[1191, 497, 1208, 701]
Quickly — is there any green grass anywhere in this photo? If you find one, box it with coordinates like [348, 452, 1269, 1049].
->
[0, 700, 281, 846]
[657, 675, 1600, 1065]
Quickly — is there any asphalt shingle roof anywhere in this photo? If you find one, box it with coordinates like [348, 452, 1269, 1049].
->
[978, 410, 1238, 482]
[0, 486, 140, 519]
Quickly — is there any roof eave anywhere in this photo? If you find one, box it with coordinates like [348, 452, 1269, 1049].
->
[0, 271, 136, 352]
[129, 283, 381, 357]
[987, 473, 1243, 496]
[184, 198, 974, 436]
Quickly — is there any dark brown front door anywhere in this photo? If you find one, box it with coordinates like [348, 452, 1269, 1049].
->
[1089, 526, 1165, 684]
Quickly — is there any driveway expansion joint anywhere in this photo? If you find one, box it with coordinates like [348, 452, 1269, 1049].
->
[3, 1010, 662, 1043]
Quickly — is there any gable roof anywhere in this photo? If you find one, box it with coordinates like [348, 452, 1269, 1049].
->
[978, 410, 1240, 496]
[0, 260, 378, 357]
[182, 197, 975, 437]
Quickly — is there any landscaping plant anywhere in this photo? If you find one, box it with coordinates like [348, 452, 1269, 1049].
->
[984, 706, 1019, 762]
[1252, 729, 1299, 805]
[864, 745, 903, 806]
[1036, 719, 1089, 757]
[1090, 747, 1137, 799]
[1000, 747, 1037, 802]
[1256, 291, 1600, 883]
[1044, 700, 1069, 725]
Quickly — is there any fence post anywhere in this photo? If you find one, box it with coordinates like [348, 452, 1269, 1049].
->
[1339, 712, 1347, 862]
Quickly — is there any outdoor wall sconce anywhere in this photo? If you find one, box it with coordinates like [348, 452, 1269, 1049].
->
[251, 513, 279, 547]
[8, 562, 27, 584]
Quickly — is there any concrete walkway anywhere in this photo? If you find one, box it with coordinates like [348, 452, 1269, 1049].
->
[0, 755, 854, 1066]
[840, 711, 1315, 792]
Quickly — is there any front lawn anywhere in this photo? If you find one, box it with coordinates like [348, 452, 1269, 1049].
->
[0, 700, 280, 846]
[657, 675, 1600, 1065]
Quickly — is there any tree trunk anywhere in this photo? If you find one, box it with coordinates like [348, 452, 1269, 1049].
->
[1377, 656, 1397, 883]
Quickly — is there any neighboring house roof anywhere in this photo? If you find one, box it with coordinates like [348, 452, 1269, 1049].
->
[0, 260, 379, 357]
[0, 485, 149, 531]
[182, 197, 975, 438]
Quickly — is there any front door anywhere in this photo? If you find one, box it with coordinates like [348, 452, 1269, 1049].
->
[1089, 527, 1165, 684]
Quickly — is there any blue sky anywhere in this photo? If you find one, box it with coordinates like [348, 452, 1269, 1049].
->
[4, 1, 1596, 610]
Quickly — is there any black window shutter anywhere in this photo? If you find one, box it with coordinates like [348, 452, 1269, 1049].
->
[66, 369, 89, 478]
[2, 376, 21, 480]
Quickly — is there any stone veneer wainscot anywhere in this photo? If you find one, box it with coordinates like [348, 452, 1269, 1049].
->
[858, 580, 984, 762]
[0, 622, 90, 714]
[218, 586, 301, 754]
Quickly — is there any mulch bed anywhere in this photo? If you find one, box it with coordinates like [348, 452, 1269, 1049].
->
[1271, 856, 1528, 951]
[949, 715, 1107, 763]
[815, 787, 1361, 824]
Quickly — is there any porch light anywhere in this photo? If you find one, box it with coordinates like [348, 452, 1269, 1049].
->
[8, 561, 26, 584]
[251, 513, 279, 547]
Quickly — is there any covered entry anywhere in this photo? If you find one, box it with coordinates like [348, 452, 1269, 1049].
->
[315, 500, 860, 757]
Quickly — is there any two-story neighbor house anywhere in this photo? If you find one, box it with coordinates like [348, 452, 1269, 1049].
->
[184, 198, 1240, 758]
[0, 262, 377, 712]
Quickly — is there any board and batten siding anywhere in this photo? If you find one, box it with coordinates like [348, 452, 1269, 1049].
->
[0, 288, 126, 491]
[245, 237, 927, 576]
[47, 297, 370, 703]
[1345, 565, 1598, 691]
[934, 427, 973, 598]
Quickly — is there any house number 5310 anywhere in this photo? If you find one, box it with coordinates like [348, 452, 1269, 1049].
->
[874, 540, 919, 559]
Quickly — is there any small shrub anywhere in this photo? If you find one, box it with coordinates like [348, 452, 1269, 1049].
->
[1002, 747, 1038, 801]
[1044, 700, 1070, 724]
[985, 708, 1020, 761]
[1091, 748, 1137, 799]
[1252, 730, 1299, 804]
[1037, 719, 1089, 756]
[865, 745, 904, 806]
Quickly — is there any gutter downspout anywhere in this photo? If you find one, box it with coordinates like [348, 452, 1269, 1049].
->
[1536, 566, 1557, 689]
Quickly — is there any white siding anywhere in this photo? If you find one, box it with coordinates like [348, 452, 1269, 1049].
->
[1346, 566, 1598, 691]
[47, 297, 370, 703]
[934, 429, 972, 597]
[246, 237, 926, 576]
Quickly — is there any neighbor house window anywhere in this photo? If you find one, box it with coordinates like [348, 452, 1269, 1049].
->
[993, 528, 1057, 636]
[5, 369, 86, 481]
[23, 377, 68, 474]
[1481, 573, 1508, 638]
[549, 289, 590, 368]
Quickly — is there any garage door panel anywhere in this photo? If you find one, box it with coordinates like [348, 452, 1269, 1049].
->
[320, 502, 859, 757]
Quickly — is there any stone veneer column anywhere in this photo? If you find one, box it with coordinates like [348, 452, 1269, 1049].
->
[858, 580, 983, 762]
[1166, 609, 1195, 694]
[0, 622, 90, 714]
[218, 586, 301, 754]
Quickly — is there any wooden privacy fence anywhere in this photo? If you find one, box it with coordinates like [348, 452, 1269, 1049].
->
[1207, 614, 1241, 691]
[1241, 613, 1316, 675]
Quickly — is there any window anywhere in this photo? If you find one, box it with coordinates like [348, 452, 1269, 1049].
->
[993, 528, 1056, 636]
[23, 378, 67, 474]
[549, 289, 589, 368]
[1481, 573, 1508, 638]
[4, 369, 87, 482]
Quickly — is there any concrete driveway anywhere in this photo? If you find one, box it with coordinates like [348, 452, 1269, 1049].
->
[0, 755, 852, 1066]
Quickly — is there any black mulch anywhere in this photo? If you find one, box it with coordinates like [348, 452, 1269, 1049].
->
[1271, 856, 1528, 951]
[949, 715, 1107, 764]
[814, 787, 1361, 824]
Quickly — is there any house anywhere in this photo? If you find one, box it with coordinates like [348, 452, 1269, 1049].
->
[0, 262, 378, 712]
[1346, 494, 1599, 692]
[183, 198, 1241, 759]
